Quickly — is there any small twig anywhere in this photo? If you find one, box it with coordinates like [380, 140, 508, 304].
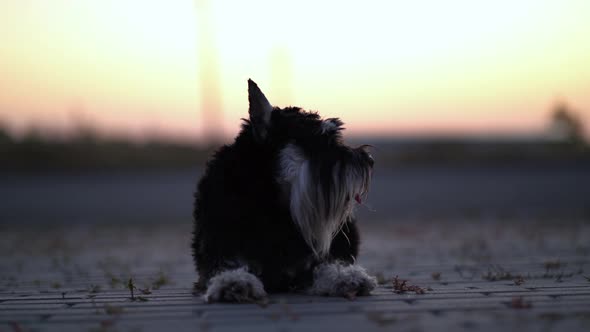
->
[513, 276, 526, 285]
[139, 287, 152, 295]
[392, 276, 426, 294]
[127, 278, 135, 300]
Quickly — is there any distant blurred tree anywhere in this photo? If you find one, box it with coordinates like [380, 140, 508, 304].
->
[21, 127, 45, 144]
[547, 102, 586, 144]
[0, 122, 12, 144]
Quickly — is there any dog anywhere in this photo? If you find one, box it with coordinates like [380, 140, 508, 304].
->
[192, 79, 376, 302]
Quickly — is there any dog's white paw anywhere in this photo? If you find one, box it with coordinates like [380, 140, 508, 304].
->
[309, 262, 377, 297]
[204, 267, 267, 303]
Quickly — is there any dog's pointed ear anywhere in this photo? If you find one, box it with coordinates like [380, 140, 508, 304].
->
[248, 79, 273, 141]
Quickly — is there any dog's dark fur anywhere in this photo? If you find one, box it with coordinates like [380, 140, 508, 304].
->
[192, 80, 375, 302]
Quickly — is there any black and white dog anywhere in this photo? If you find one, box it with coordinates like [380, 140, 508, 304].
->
[192, 80, 376, 302]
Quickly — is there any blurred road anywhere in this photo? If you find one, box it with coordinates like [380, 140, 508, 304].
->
[1, 163, 589, 224]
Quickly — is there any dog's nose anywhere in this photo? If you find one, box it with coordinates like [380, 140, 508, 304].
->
[354, 147, 374, 167]
[366, 153, 374, 168]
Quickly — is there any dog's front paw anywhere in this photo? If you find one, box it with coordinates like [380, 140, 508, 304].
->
[204, 268, 267, 303]
[309, 262, 377, 297]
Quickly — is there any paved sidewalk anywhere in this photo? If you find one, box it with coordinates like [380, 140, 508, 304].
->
[1, 221, 589, 331]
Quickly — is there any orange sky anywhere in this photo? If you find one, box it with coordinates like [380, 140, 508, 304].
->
[1, 0, 589, 141]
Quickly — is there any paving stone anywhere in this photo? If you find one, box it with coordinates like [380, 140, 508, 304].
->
[1, 221, 589, 331]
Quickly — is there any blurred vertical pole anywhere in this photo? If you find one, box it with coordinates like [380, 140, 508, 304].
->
[194, 0, 223, 145]
[270, 46, 293, 107]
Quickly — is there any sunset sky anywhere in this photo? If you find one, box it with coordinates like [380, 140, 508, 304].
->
[1, 0, 589, 141]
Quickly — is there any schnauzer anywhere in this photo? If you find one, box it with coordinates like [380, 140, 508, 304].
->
[192, 79, 376, 302]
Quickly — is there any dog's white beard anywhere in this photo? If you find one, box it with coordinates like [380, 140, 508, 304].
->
[279, 144, 370, 258]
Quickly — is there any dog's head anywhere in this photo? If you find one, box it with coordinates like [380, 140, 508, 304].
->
[246, 79, 373, 257]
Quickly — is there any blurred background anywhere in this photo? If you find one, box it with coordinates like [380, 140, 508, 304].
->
[1, 0, 589, 225]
